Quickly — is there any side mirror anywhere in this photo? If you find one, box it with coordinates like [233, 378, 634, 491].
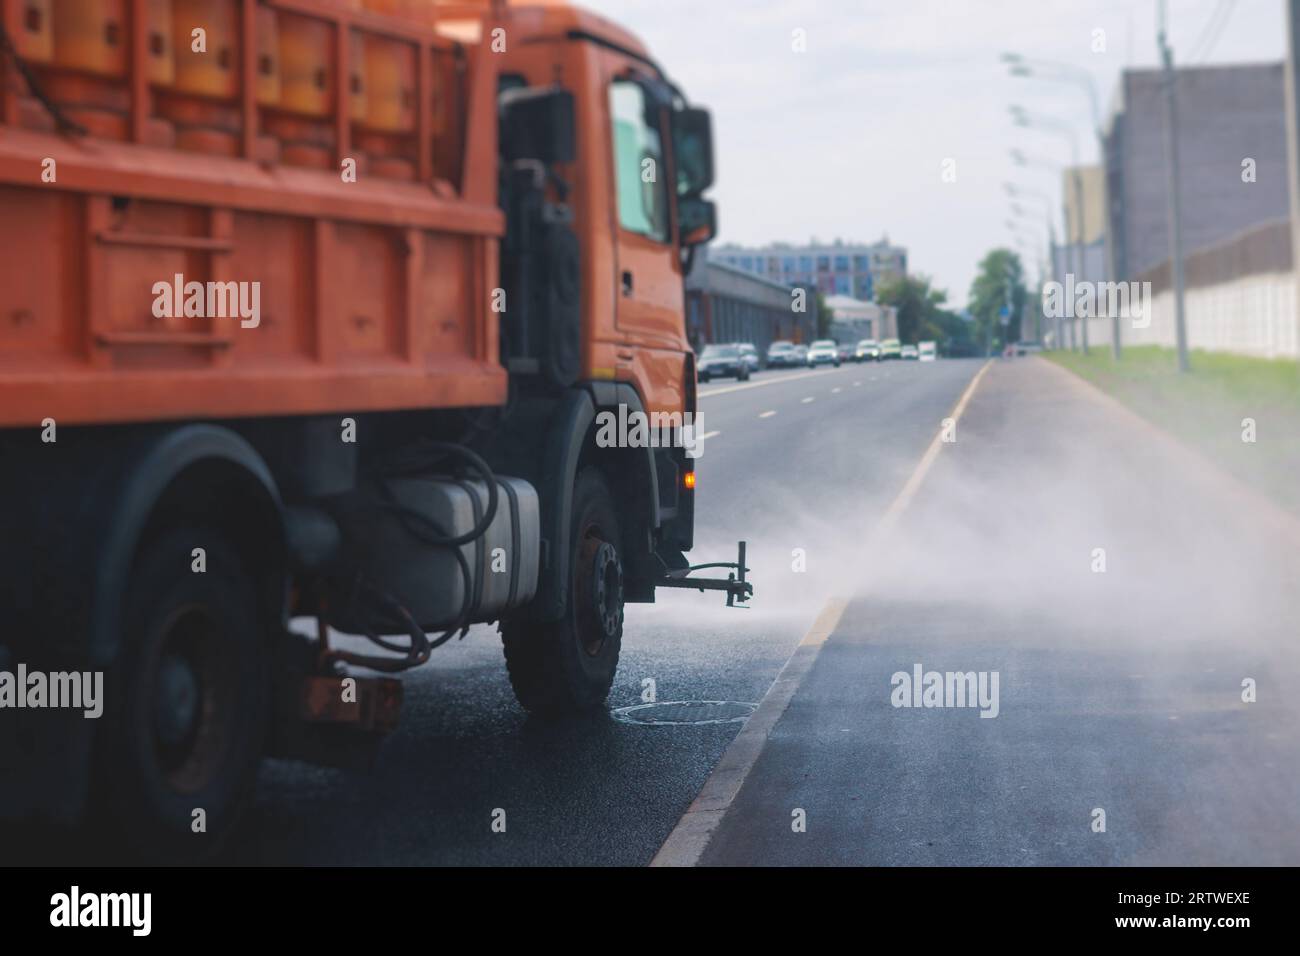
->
[672, 107, 714, 197]
[679, 196, 717, 247]
[500, 87, 575, 165]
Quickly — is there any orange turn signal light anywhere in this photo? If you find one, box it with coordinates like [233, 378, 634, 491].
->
[683, 471, 696, 490]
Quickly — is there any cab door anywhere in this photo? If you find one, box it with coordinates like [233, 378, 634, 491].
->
[599, 53, 688, 369]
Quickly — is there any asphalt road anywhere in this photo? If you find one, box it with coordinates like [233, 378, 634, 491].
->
[20, 355, 1294, 867]
[222, 357, 986, 865]
[696, 357, 1300, 866]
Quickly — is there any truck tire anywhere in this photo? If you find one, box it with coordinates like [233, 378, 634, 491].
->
[95, 527, 268, 859]
[501, 468, 623, 714]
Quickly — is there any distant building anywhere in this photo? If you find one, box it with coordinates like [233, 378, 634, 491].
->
[1104, 63, 1290, 280]
[1051, 163, 1108, 283]
[709, 236, 908, 300]
[823, 294, 898, 343]
[684, 253, 814, 354]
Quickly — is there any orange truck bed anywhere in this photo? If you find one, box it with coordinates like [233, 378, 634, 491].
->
[0, 0, 508, 427]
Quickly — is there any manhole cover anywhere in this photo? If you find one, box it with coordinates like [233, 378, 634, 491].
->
[610, 700, 757, 726]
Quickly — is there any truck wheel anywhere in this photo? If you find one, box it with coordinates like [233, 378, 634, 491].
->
[501, 468, 624, 715]
[95, 527, 268, 859]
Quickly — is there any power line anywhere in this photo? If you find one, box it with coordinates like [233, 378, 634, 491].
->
[1189, 0, 1238, 63]
[1188, 0, 1229, 60]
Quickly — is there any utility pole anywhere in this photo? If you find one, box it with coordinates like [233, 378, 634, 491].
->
[1070, 166, 1089, 355]
[1061, 197, 1076, 350]
[1049, 219, 1063, 349]
[1159, 0, 1190, 373]
[1102, 139, 1122, 360]
[1284, 0, 1300, 367]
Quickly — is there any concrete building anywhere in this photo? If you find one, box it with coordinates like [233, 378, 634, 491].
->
[684, 254, 814, 354]
[823, 294, 898, 343]
[1052, 163, 1109, 305]
[1064, 163, 1108, 249]
[1104, 63, 1291, 281]
[709, 236, 908, 301]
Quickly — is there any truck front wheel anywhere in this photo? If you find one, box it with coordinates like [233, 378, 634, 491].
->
[95, 526, 268, 859]
[501, 468, 624, 715]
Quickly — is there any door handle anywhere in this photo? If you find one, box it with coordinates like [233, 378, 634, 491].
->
[616, 349, 635, 361]
[621, 270, 634, 296]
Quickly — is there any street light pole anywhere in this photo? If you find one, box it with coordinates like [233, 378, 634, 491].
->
[1283, 0, 1300, 368]
[1003, 155, 1066, 348]
[1005, 52, 1121, 359]
[1012, 106, 1090, 354]
[1158, 0, 1190, 373]
[1005, 178, 1062, 349]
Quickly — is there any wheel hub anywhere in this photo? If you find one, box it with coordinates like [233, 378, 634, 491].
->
[586, 539, 623, 651]
[154, 652, 201, 750]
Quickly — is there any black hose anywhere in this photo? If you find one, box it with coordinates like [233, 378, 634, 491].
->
[375, 440, 499, 547]
[328, 440, 500, 668]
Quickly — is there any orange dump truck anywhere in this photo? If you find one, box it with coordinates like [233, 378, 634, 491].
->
[0, 0, 747, 854]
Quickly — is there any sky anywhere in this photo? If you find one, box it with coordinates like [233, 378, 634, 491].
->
[596, 0, 1286, 305]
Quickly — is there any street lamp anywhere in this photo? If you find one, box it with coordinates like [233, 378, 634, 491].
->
[1011, 104, 1090, 354]
[1008, 200, 1052, 267]
[1008, 161, 1069, 350]
[1157, 0, 1191, 373]
[1005, 51, 1122, 360]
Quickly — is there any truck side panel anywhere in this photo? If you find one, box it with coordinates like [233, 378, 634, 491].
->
[0, 0, 506, 427]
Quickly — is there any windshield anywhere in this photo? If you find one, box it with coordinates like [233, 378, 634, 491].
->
[701, 345, 739, 359]
[769, 342, 793, 352]
[812, 341, 836, 349]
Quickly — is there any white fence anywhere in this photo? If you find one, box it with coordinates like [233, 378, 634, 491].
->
[1073, 270, 1298, 360]
[1055, 219, 1300, 360]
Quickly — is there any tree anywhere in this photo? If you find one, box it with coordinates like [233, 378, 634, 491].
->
[967, 248, 1028, 355]
[815, 291, 834, 339]
[928, 307, 979, 357]
[875, 274, 949, 346]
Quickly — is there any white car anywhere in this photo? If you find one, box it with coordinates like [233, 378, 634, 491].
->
[854, 339, 881, 362]
[900, 344, 919, 360]
[918, 341, 937, 362]
[806, 339, 840, 368]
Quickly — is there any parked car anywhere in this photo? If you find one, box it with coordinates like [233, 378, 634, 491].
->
[767, 341, 799, 368]
[1013, 341, 1043, 356]
[792, 344, 810, 364]
[879, 338, 902, 360]
[855, 339, 881, 362]
[806, 339, 841, 368]
[901, 344, 919, 360]
[739, 343, 761, 373]
[836, 342, 855, 362]
[918, 340, 937, 362]
[698, 343, 750, 382]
